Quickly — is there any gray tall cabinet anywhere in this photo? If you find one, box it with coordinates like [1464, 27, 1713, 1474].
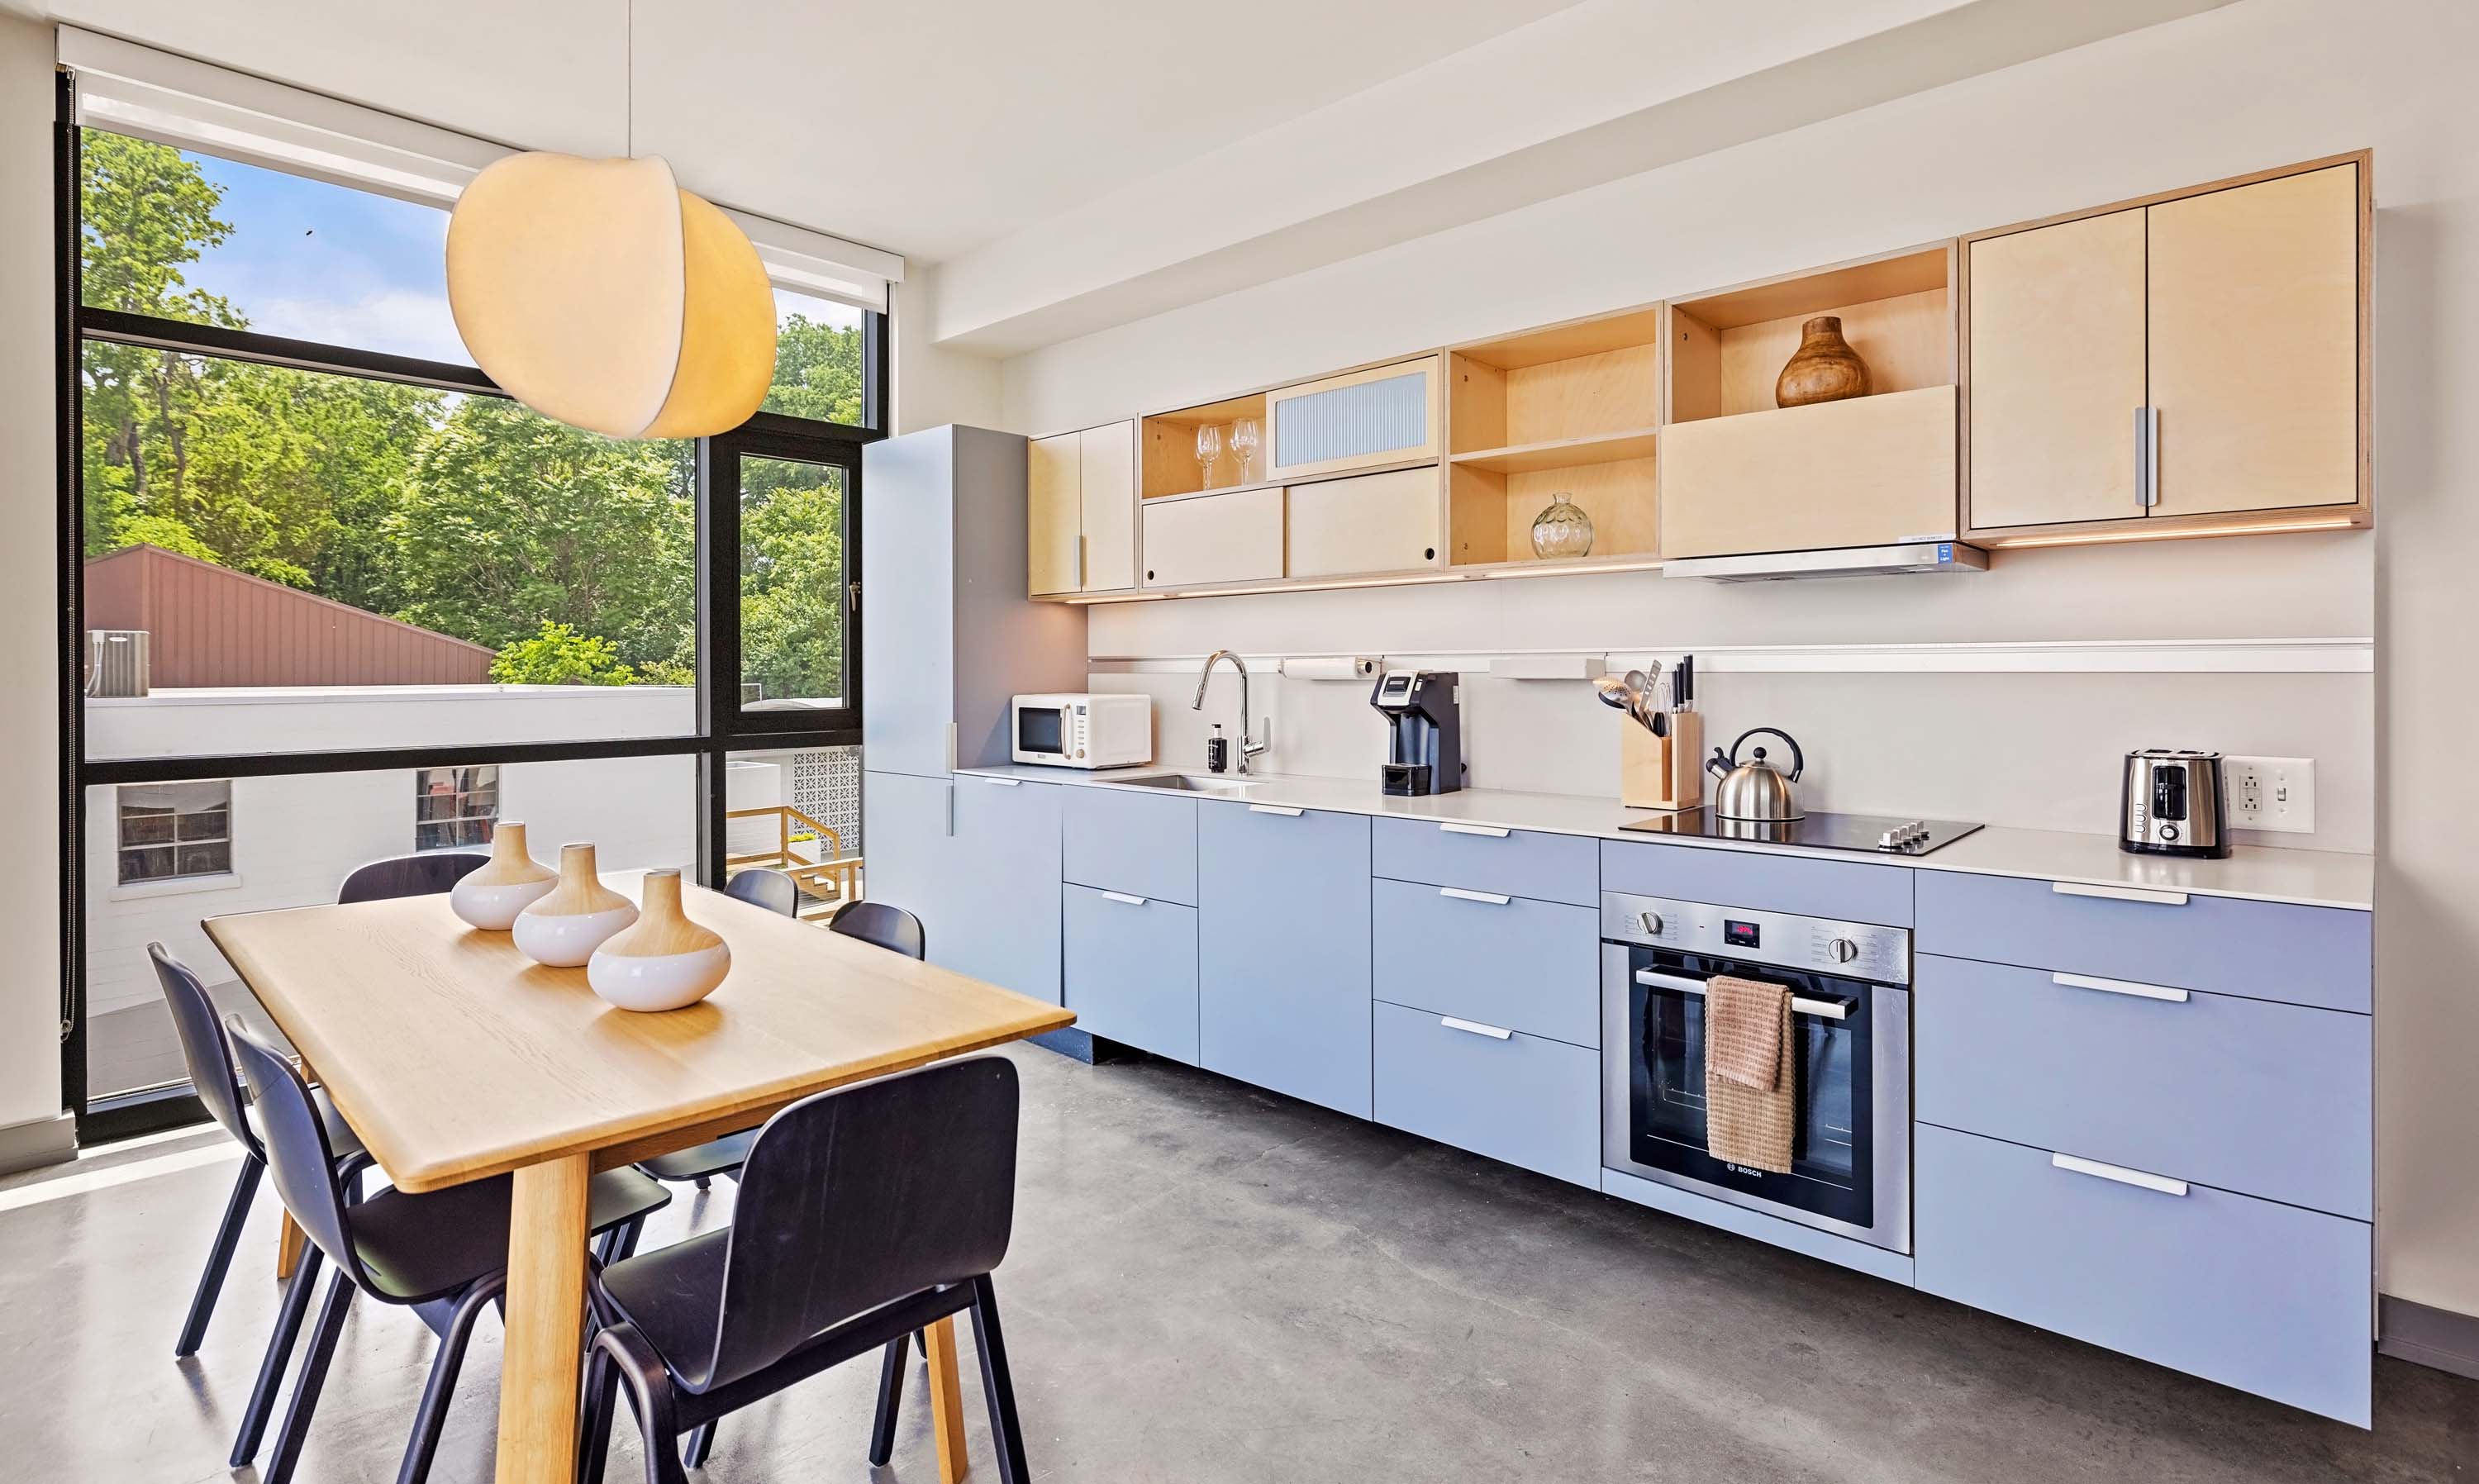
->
[859, 426, 1086, 1005]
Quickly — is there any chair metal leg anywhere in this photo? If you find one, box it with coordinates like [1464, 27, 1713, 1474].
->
[264, 1268, 356, 1484]
[868, 1331, 911, 1467]
[394, 1273, 502, 1484]
[595, 1325, 692, 1484]
[970, 1276, 1033, 1484]
[175, 1155, 262, 1357]
[230, 1243, 323, 1466]
[682, 1420, 716, 1468]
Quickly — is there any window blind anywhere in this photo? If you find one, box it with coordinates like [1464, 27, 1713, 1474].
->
[58, 26, 902, 313]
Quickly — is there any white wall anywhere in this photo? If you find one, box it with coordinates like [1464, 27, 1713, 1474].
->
[0, 14, 63, 1137]
[892, 263, 1003, 434]
[86, 684, 695, 759]
[1001, 0, 2479, 1317]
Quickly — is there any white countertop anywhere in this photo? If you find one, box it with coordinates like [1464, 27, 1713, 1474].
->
[956, 763, 2374, 911]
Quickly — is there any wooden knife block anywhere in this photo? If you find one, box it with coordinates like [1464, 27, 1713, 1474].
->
[1620, 710, 1702, 811]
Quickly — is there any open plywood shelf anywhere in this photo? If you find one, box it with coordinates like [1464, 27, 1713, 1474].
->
[1449, 455, 1660, 568]
[1665, 245, 1956, 422]
[1140, 391, 1271, 498]
[1449, 426, 1660, 474]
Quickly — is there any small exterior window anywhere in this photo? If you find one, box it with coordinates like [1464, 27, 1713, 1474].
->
[415, 764, 500, 851]
[117, 781, 232, 883]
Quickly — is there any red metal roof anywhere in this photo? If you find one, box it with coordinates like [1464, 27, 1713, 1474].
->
[83, 545, 496, 687]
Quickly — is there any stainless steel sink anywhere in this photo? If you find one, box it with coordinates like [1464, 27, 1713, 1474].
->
[1114, 773, 1263, 796]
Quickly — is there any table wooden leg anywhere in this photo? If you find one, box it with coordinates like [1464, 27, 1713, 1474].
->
[495, 1153, 592, 1484]
[275, 1212, 307, 1280]
[925, 1313, 970, 1483]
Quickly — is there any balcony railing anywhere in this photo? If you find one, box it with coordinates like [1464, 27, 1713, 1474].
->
[725, 805, 862, 920]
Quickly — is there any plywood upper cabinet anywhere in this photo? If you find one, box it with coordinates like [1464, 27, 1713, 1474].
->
[1142, 488, 1283, 589]
[1287, 468, 1443, 578]
[1027, 420, 1138, 597]
[1266, 357, 1441, 481]
[1964, 154, 2370, 544]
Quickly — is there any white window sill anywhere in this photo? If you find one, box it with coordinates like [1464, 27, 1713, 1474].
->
[109, 873, 245, 902]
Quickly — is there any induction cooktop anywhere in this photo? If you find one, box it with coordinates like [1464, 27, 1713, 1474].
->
[1616, 807, 1984, 856]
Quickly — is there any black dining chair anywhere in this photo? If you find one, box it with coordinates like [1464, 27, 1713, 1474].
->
[226, 1015, 672, 1484]
[723, 865, 799, 916]
[828, 898, 929, 960]
[150, 944, 373, 1468]
[336, 851, 488, 905]
[582, 1056, 1031, 1484]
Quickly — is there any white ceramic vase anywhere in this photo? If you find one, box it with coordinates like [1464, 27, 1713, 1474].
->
[448, 821, 559, 930]
[588, 868, 730, 1012]
[511, 843, 639, 968]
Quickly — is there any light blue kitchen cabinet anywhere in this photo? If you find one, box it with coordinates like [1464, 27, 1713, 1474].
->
[941, 775, 1063, 1005]
[1601, 839, 1914, 926]
[1197, 801, 1373, 1119]
[861, 425, 1087, 778]
[1915, 1123, 2372, 1427]
[1916, 953, 2369, 1218]
[1369, 878, 1598, 1047]
[1374, 1001, 1600, 1186]
[1063, 785, 1197, 904]
[1370, 817, 1599, 907]
[860, 769, 954, 942]
[1062, 883, 1198, 1064]
[1915, 869, 2372, 1012]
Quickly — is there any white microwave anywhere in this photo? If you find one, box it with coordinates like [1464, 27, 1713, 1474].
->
[1011, 692, 1153, 768]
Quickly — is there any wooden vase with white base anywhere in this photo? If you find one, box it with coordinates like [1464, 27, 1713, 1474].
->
[449, 821, 559, 930]
[511, 843, 638, 968]
[588, 868, 733, 1012]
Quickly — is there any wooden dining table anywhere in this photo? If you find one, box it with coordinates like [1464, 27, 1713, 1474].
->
[205, 874, 1073, 1484]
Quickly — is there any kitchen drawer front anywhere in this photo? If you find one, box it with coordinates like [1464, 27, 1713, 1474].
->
[1915, 1124, 2371, 1426]
[1916, 954, 2369, 1218]
[1141, 488, 1283, 589]
[1598, 840, 1912, 927]
[1370, 878, 1598, 1047]
[1372, 816, 1597, 906]
[1374, 1001, 1600, 1187]
[1062, 786, 1197, 905]
[1915, 869, 2370, 1012]
[1197, 801, 1373, 1119]
[1062, 884, 1198, 1064]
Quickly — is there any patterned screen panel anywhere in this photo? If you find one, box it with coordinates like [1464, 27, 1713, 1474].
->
[1274, 369, 1428, 469]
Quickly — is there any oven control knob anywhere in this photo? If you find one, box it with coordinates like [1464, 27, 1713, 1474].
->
[1828, 937, 1860, 964]
[1638, 911, 1665, 936]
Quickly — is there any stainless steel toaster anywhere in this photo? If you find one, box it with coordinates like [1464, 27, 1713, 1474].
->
[2119, 749, 2229, 859]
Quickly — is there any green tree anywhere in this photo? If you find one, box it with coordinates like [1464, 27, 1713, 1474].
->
[761, 313, 864, 425]
[489, 621, 640, 685]
[738, 460, 848, 702]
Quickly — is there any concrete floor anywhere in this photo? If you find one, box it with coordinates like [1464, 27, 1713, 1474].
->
[2, 1045, 2472, 1483]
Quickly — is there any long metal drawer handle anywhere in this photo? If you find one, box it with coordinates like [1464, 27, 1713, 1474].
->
[1248, 803, 1305, 816]
[1439, 887, 1512, 906]
[981, 776, 1022, 787]
[2052, 1151, 2188, 1197]
[2053, 971, 2189, 1004]
[2051, 881, 2190, 906]
[1100, 892, 1147, 906]
[1634, 967, 1849, 1022]
[1439, 1015, 1513, 1040]
[1439, 822, 1511, 838]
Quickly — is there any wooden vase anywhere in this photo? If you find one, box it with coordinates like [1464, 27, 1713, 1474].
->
[1774, 316, 1872, 407]
[510, 843, 639, 968]
[448, 820, 559, 930]
[588, 868, 731, 1011]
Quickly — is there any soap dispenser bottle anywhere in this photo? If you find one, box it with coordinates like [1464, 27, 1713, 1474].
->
[1206, 724, 1229, 774]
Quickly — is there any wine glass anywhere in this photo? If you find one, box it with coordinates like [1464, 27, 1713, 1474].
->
[1194, 423, 1223, 491]
[1229, 418, 1261, 485]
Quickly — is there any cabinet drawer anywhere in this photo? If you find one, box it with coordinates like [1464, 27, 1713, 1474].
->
[1063, 787, 1197, 904]
[1915, 1124, 2370, 1426]
[1063, 884, 1198, 1064]
[1374, 1001, 1599, 1187]
[1599, 840, 1911, 926]
[1141, 488, 1282, 589]
[1372, 817, 1596, 906]
[1287, 468, 1442, 578]
[1661, 385, 1957, 559]
[1916, 954, 2368, 1217]
[1915, 870, 2369, 1012]
[1371, 878, 1597, 1046]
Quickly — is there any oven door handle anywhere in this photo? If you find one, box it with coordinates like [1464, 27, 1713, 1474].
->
[1634, 967, 1851, 1021]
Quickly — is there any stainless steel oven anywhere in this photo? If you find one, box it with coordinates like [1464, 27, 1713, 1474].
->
[1601, 891, 1910, 1253]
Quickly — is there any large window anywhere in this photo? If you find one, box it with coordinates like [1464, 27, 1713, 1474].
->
[62, 90, 883, 1133]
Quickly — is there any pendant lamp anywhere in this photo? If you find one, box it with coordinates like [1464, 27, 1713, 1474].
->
[444, 5, 773, 440]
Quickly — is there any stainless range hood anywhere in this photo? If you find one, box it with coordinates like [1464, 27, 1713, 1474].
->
[1663, 541, 1989, 583]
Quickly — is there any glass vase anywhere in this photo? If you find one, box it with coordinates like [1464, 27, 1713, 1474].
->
[1530, 493, 1595, 559]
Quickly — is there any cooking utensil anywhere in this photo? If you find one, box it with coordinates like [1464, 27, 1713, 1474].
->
[1705, 726, 1806, 821]
[1593, 675, 1637, 718]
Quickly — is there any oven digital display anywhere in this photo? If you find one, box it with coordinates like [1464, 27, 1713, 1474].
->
[1722, 918, 1761, 949]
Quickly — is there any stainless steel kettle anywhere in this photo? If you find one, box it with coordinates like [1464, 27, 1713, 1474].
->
[1706, 728, 1806, 821]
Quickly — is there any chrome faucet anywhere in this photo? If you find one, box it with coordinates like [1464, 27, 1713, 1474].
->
[1192, 649, 1267, 774]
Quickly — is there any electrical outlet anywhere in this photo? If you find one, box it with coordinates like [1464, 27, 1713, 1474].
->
[2225, 755, 2315, 834]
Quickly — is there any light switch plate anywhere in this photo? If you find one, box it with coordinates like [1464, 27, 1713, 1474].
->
[2226, 755, 2315, 834]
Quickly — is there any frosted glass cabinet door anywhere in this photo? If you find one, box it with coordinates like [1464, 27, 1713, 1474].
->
[1266, 356, 1440, 481]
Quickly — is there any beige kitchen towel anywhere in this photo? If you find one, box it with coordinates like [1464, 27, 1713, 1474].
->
[1705, 973, 1796, 1172]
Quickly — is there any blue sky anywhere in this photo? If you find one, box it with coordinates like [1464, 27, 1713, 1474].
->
[178, 150, 860, 369]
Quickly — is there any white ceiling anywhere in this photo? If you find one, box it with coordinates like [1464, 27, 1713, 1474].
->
[12, 0, 1583, 259]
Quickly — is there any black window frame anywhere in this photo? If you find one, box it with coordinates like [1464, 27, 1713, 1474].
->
[54, 75, 889, 1139]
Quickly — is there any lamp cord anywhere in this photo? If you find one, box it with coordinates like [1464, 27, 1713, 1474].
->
[624, 0, 634, 159]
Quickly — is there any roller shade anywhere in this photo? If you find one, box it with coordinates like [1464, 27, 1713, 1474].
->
[58, 26, 902, 313]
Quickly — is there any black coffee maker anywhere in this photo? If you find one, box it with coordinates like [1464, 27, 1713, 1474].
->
[1369, 669, 1463, 796]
